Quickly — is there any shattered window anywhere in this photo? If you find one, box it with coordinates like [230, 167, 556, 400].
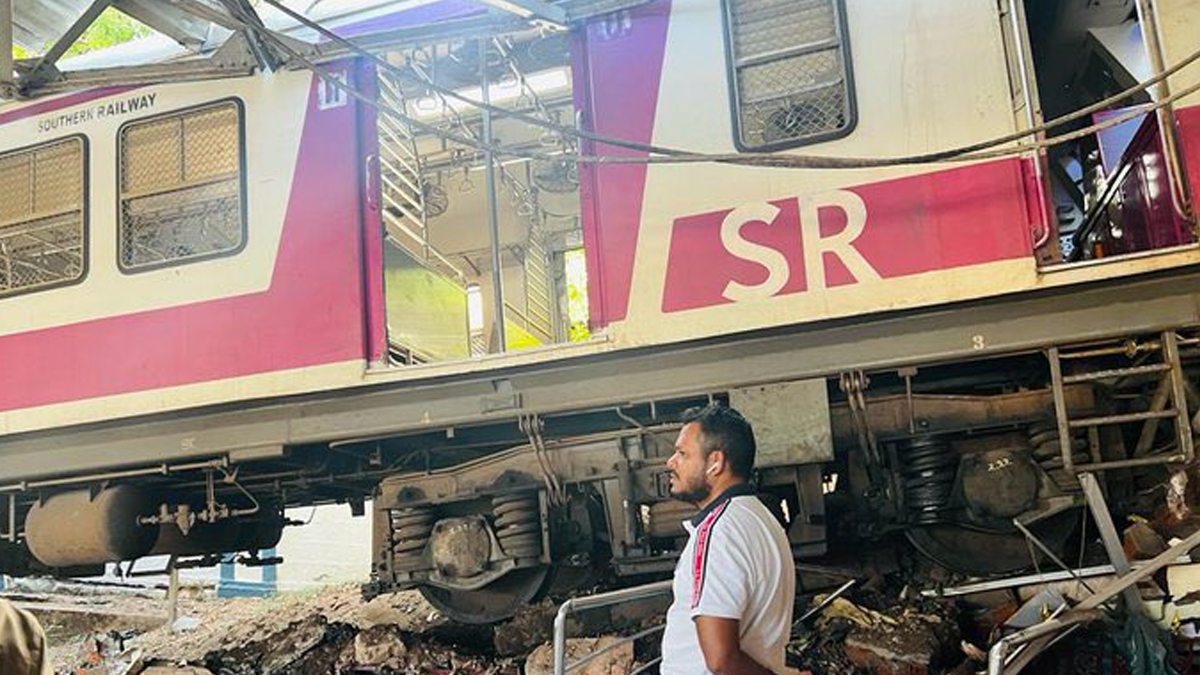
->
[724, 0, 856, 150]
[0, 137, 86, 297]
[118, 100, 245, 271]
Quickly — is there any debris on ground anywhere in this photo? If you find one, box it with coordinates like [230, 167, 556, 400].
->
[841, 604, 956, 675]
[30, 583, 639, 675]
[24, 502, 1200, 675]
[493, 600, 558, 656]
[1125, 520, 1168, 560]
[128, 584, 443, 665]
[347, 623, 409, 670]
[68, 630, 144, 675]
[788, 584, 959, 675]
[525, 636, 633, 675]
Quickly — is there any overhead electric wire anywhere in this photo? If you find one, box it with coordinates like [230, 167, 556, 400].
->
[260, 0, 1200, 167]
[259, 0, 692, 158]
[252, 24, 548, 163]
[592, 77, 1200, 167]
[257, 0, 1200, 169]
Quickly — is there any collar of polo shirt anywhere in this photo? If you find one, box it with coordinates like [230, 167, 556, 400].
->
[688, 482, 755, 527]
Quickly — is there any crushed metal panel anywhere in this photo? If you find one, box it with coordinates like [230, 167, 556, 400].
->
[112, 0, 215, 49]
[11, 0, 97, 50]
[730, 379, 833, 467]
[473, 0, 566, 26]
[10, 0, 229, 61]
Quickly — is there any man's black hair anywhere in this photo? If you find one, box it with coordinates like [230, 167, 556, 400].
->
[680, 402, 756, 478]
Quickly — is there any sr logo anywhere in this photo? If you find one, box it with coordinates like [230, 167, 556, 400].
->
[654, 161, 1035, 314]
[717, 191, 879, 302]
[661, 190, 882, 312]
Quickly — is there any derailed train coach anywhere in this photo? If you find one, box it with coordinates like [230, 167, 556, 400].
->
[1, 0, 1200, 622]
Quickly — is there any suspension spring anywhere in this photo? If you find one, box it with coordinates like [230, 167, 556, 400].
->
[1028, 422, 1087, 492]
[897, 436, 957, 525]
[390, 507, 435, 571]
[493, 492, 542, 560]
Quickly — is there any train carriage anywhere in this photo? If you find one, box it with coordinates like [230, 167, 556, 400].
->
[0, 0, 1199, 622]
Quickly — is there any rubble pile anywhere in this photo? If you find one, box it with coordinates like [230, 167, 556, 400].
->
[34, 481, 1200, 675]
[525, 637, 634, 675]
[44, 586, 635, 675]
[789, 588, 962, 675]
[197, 614, 521, 675]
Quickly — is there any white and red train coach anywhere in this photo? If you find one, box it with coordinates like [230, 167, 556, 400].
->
[0, 0, 1198, 621]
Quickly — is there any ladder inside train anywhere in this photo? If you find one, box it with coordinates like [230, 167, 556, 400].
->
[1047, 331, 1196, 475]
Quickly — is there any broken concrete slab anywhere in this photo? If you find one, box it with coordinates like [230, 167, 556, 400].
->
[20, 601, 167, 636]
[844, 634, 932, 675]
[357, 589, 446, 633]
[494, 601, 558, 656]
[1167, 561, 1200, 597]
[347, 623, 408, 670]
[525, 637, 633, 675]
[257, 615, 329, 675]
[826, 599, 957, 675]
[212, 620, 358, 675]
[1124, 521, 1168, 560]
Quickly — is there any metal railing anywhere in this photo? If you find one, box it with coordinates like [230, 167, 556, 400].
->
[377, 69, 468, 282]
[991, 520, 1200, 675]
[1134, 0, 1194, 222]
[553, 580, 673, 675]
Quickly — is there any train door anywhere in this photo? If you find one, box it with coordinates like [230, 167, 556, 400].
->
[1016, 0, 1197, 263]
[365, 34, 588, 367]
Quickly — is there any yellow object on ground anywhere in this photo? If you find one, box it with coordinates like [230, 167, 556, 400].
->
[0, 598, 53, 675]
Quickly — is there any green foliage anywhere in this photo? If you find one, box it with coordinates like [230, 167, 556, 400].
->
[63, 7, 153, 58]
[10, 7, 151, 60]
[564, 248, 591, 342]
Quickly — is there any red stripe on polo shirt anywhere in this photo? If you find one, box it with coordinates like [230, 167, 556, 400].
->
[691, 499, 732, 609]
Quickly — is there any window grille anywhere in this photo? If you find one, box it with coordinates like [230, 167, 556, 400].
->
[119, 100, 245, 271]
[724, 0, 856, 150]
[0, 137, 86, 297]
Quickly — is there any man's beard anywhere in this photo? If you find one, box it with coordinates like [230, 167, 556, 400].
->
[670, 477, 712, 504]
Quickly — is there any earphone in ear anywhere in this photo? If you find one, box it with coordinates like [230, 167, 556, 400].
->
[706, 463, 718, 475]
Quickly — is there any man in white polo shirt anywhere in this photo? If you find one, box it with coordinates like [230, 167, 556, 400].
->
[661, 403, 795, 675]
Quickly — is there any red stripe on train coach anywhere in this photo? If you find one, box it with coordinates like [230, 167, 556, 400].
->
[0, 72, 368, 413]
[574, 0, 673, 328]
[1181, 106, 1200, 209]
[0, 86, 138, 127]
[661, 158, 1036, 312]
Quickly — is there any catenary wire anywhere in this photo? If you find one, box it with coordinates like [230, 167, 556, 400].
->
[259, 0, 1200, 167]
[256, 0, 1200, 169]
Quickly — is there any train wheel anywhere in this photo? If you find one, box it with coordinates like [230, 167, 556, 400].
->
[419, 566, 551, 624]
[904, 509, 1078, 575]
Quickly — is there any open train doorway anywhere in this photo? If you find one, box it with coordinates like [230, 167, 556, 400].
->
[369, 35, 587, 366]
[1018, 0, 1194, 263]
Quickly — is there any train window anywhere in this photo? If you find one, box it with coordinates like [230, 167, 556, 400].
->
[723, 0, 856, 151]
[0, 137, 87, 297]
[118, 100, 246, 272]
